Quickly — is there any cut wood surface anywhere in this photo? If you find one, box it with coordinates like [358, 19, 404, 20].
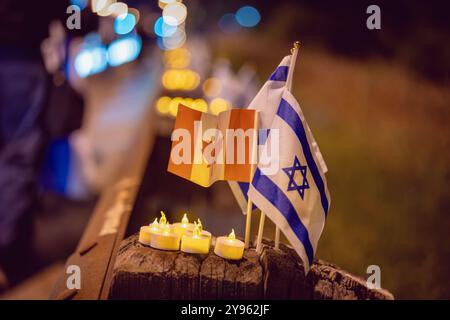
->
[109, 234, 394, 300]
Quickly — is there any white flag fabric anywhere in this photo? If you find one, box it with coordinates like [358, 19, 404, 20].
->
[228, 55, 327, 214]
[248, 89, 330, 272]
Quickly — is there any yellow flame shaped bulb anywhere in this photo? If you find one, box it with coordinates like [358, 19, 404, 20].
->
[159, 211, 167, 226]
[196, 219, 211, 239]
[150, 218, 159, 231]
[228, 229, 236, 242]
[173, 213, 195, 236]
[192, 222, 201, 238]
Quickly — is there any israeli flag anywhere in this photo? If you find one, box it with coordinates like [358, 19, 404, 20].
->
[248, 89, 331, 272]
[229, 55, 327, 215]
[228, 56, 292, 213]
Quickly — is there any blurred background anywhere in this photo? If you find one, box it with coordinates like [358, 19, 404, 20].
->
[0, 0, 448, 299]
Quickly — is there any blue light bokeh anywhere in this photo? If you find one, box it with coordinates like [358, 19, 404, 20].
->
[154, 16, 177, 38]
[114, 13, 136, 35]
[107, 35, 142, 67]
[74, 45, 108, 78]
[235, 6, 261, 28]
[70, 0, 88, 10]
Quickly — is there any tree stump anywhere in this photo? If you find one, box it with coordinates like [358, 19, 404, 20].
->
[109, 234, 394, 300]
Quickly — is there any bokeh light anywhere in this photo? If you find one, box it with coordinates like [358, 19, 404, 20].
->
[163, 2, 187, 27]
[159, 0, 180, 9]
[90, 47, 108, 74]
[114, 13, 136, 35]
[235, 6, 261, 28]
[154, 16, 177, 37]
[107, 34, 142, 67]
[71, 0, 88, 10]
[156, 96, 171, 114]
[202, 77, 222, 98]
[92, 0, 110, 13]
[209, 98, 230, 115]
[128, 8, 140, 23]
[74, 45, 108, 78]
[95, 0, 114, 16]
[164, 47, 191, 69]
[108, 2, 128, 18]
[191, 98, 208, 112]
[74, 51, 93, 78]
[169, 97, 184, 116]
[162, 69, 200, 91]
[156, 97, 208, 116]
[162, 28, 186, 50]
[218, 13, 241, 33]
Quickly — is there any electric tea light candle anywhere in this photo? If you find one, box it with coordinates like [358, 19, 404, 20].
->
[150, 221, 181, 251]
[180, 222, 210, 254]
[214, 229, 245, 260]
[173, 213, 195, 236]
[138, 212, 167, 245]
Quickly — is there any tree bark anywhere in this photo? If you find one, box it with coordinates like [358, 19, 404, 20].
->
[109, 234, 393, 300]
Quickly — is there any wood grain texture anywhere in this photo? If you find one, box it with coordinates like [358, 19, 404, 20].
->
[109, 234, 393, 300]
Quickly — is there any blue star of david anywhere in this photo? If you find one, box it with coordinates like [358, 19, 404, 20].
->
[282, 156, 309, 200]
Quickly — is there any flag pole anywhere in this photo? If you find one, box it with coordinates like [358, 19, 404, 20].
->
[255, 210, 265, 253]
[244, 112, 259, 249]
[274, 224, 280, 250]
[244, 175, 254, 249]
[257, 41, 301, 254]
[286, 41, 300, 91]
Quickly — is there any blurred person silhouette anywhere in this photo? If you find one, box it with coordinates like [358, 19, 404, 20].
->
[0, 1, 86, 285]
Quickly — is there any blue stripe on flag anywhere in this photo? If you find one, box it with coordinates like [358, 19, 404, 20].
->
[269, 66, 288, 82]
[252, 168, 314, 265]
[277, 98, 329, 216]
[238, 182, 256, 210]
[238, 181, 249, 200]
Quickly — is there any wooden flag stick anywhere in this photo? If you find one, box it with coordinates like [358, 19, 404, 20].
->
[274, 226, 280, 250]
[244, 112, 259, 249]
[286, 41, 300, 92]
[244, 194, 253, 249]
[255, 211, 266, 253]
